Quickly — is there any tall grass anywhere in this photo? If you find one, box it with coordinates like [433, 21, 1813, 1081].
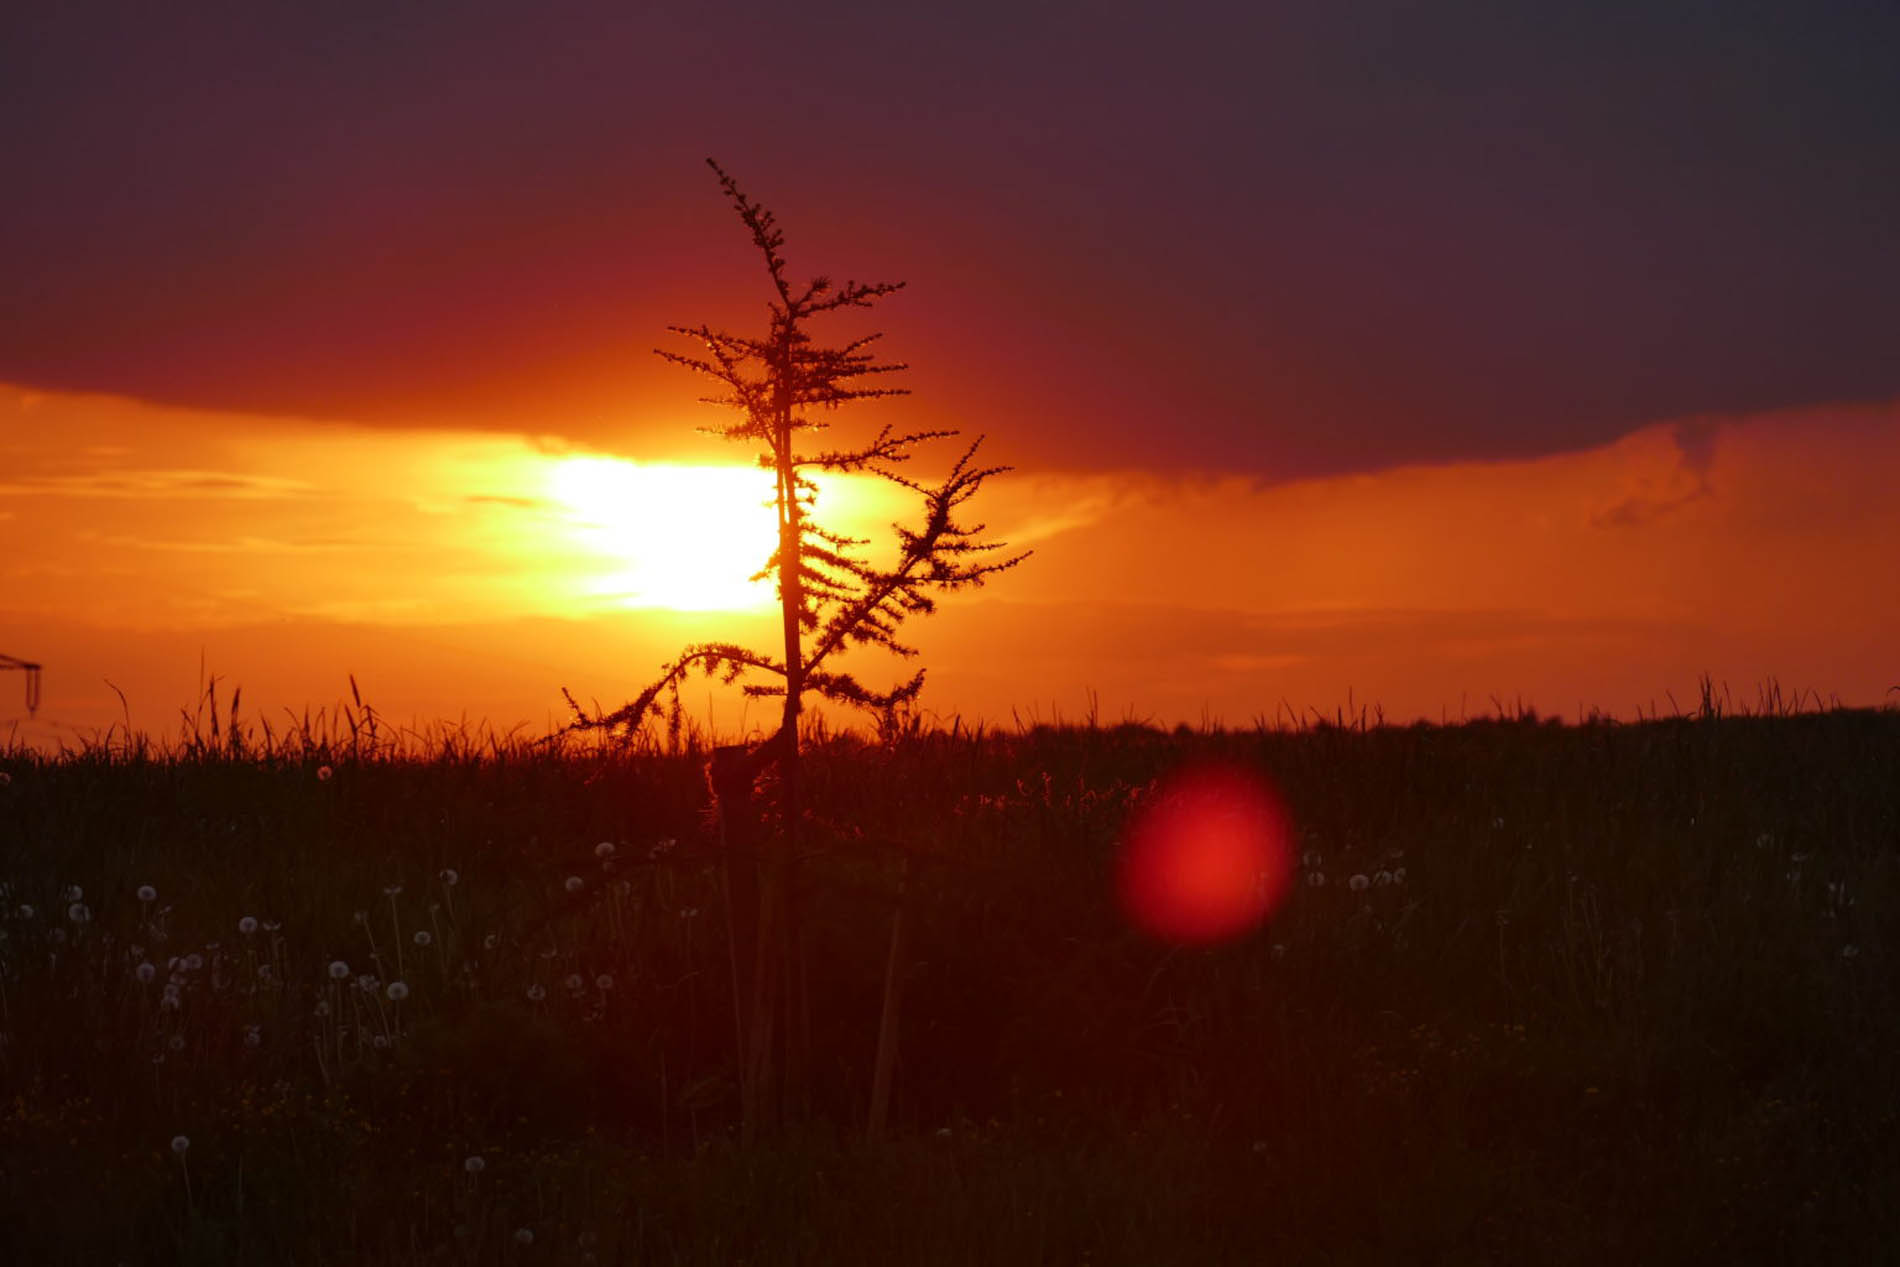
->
[2, 704, 1896, 1263]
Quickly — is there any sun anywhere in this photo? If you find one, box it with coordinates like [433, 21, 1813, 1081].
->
[548, 457, 779, 611]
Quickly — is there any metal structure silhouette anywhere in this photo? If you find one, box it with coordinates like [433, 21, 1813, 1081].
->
[1, 653, 41, 717]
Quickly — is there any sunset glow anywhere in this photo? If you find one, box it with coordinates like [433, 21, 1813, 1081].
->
[548, 457, 779, 611]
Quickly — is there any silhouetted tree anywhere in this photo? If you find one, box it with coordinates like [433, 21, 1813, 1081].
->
[567, 160, 1025, 1137]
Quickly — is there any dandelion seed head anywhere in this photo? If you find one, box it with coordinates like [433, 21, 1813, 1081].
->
[382, 885, 403, 898]
[483, 933, 498, 950]
[1348, 874, 1370, 893]
[357, 974, 378, 994]
[1306, 872, 1325, 888]
[372, 1033, 388, 1049]
[594, 841, 615, 859]
[243, 1025, 261, 1048]
[515, 1228, 534, 1246]
[565, 876, 583, 894]
[184, 953, 204, 972]
[328, 960, 350, 980]
[68, 902, 92, 923]
[316, 765, 333, 781]
[137, 885, 158, 903]
[62, 884, 82, 903]
[14, 904, 32, 919]
[167, 1034, 185, 1052]
[1843, 944, 1861, 960]
[595, 973, 614, 991]
[413, 930, 432, 947]
[136, 962, 156, 983]
[386, 981, 410, 1001]
[526, 984, 547, 1001]
[1393, 867, 1407, 885]
[438, 868, 459, 887]
[171, 1135, 190, 1155]
[237, 916, 258, 935]
[564, 973, 584, 992]
[464, 1155, 486, 1174]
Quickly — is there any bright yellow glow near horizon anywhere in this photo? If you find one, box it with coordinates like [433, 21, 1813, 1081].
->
[549, 457, 783, 610]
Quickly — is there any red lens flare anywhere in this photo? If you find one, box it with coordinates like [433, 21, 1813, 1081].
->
[1117, 763, 1294, 944]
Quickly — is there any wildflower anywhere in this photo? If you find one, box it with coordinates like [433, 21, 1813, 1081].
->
[565, 876, 583, 894]
[137, 885, 158, 903]
[328, 960, 350, 980]
[68, 902, 92, 923]
[464, 1155, 486, 1174]
[63, 884, 83, 903]
[386, 981, 410, 1001]
[316, 765, 333, 781]
[1348, 874, 1370, 893]
[595, 973, 614, 991]
[413, 931, 432, 947]
[439, 868, 459, 887]
[171, 1135, 190, 1156]
[515, 1229, 534, 1246]
[526, 984, 547, 1002]
[564, 973, 584, 992]
[238, 916, 258, 935]
[136, 962, 157, 983]
[594, 841, 616, 859]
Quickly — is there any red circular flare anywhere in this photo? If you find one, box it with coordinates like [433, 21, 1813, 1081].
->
[1117, 763, 1294, 944]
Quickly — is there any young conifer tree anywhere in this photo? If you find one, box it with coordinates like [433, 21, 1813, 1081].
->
[568, 159, 1025, 1132]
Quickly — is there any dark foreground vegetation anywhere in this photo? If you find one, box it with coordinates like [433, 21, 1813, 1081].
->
[3, 707, 1898, 1264]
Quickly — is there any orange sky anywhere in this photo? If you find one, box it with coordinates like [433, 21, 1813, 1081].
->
[3, 384, 1896, 747]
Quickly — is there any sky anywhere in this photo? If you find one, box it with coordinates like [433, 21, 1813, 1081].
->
[3, 2, 1897, 743]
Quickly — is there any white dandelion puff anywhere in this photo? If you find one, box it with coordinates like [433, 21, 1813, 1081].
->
[382, 885, 403, 898]
[237, 916, 258, 935]
[595, 973, 614, 991]
[328, 960, 350, 980]
[439, 869, 459, 887]
[594, 841, 615, 859]
[1305, 872, 1325, 888]
[1348, 874, 1370, 893]
[63, 885, 83, 903]
[137, 885, 158, 903]
[483, 934, 499, 950]
[1393, 867, 1407, 885]
[386, 981, 410, 1001]
[464, 1155, 486, 1174]
[184, 953, 204, 972]
[14, 904, 32, 919]
[565, 876, 583, 894]
[413, 931, 432, 947]
[136, 961, 157, 983]
[316, 765, 333, 782]
[171, 1135, 190, 1155]
[167, 1034, 185, 1052]
[526, 983, 547, 1002]
[564, 973, 584, 992]
[515, 1228, 534, 1246]
[1843, 944, 1861, 960]
[68, 902, 92, 923]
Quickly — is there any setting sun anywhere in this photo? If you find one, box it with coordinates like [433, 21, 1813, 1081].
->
[548, 457, 779, 611]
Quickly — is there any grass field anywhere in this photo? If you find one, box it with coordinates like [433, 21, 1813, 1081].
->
[2, 705, 1897, 1264]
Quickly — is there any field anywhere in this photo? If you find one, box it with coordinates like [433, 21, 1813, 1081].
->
[3, 707, 1898, 1264]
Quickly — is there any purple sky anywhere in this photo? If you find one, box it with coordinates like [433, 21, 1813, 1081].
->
[4, 0, 1896, 478]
